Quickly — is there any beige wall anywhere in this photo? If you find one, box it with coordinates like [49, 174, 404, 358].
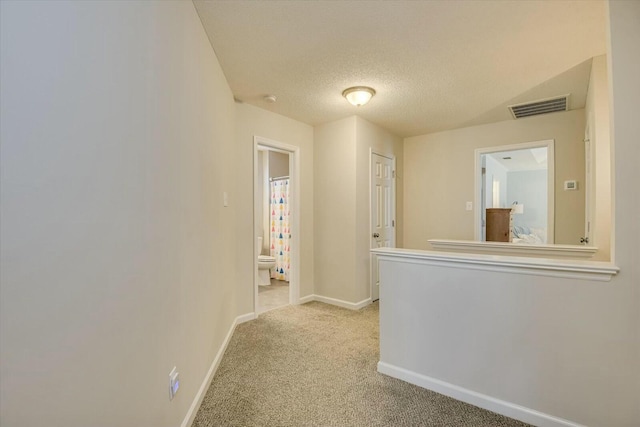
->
[0, 2, 237, 426]
[403, 109, 586, 249]
[235, 103, 314, 311]
[314, 117, 358, 301]
[608, 3, 640, 421]
[586, 55, 612, 261]
[314, 116, 402, 303]
[268, 151, 289, 179]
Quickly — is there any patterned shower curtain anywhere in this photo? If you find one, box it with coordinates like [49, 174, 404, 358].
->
[270, 179, 290, 281]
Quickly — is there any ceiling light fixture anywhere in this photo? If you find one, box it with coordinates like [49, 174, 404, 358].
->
[342, 86, 376, 107]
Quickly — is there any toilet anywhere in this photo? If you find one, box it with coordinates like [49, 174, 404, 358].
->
[256, 237, 276, 286]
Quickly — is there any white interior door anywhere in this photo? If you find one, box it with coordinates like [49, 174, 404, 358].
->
[370, 153, 395, 301]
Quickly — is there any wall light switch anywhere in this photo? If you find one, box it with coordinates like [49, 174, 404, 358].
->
[466, 201, 473, 211]
[223, 191, 229, 207]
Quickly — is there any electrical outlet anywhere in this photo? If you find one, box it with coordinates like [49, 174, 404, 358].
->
[169, 367, 180, 400]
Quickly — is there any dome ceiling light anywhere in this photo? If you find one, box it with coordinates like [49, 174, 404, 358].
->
[342, 86, 376, 107]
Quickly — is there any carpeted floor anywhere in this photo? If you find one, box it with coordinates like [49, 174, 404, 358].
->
[192, 301, 530, 427]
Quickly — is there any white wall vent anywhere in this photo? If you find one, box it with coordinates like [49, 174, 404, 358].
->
[508, 94, 570, 119]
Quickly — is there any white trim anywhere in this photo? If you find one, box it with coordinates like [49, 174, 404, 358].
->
[181, 312, 254, 427]
[236, 312, 256, 324]
[377, 362, 585, 427]
[275, 293, 371, 309]
[312, 294, 372, 310]
[429, 239, 598, 259]
[253, 136, 301, 317]
[371, 247, 619, 282]
[369, 149, 397, 302]
[475, 139, 555, 244]
[298, 294, 315, 304]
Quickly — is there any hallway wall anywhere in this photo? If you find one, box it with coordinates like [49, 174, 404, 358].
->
[607, 1, 640, 418]
[314, 116, 402, 304]
[314, 117, 358, 302]
[0, 2, 238, 426]
[234, 103, 315, 314]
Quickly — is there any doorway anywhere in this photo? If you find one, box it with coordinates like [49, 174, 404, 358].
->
[370, 151, 396, 301]
[253, 136, 300, 315]
[474, 139, 555, 244]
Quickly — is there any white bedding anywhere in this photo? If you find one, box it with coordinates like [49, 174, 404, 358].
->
[512, 226, 547, 244]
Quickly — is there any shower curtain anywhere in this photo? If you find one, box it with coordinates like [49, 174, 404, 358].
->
[270, 179, 290, 281]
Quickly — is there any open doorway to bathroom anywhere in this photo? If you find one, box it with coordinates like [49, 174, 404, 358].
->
[253, 137, 300, 315]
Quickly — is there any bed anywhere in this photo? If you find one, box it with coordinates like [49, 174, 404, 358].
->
[512, 225, 547, 244]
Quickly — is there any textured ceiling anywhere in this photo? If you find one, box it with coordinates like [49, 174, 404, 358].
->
[487, 148, 548, 172]
[193, 0, 606, 138]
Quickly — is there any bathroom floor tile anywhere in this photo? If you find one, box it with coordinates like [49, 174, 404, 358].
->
[257, 279, 289, 313]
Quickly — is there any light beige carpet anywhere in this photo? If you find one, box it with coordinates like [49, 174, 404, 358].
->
[193, 301, 530, 426]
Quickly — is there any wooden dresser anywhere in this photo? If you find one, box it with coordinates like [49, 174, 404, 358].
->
[486, 208, 513, 242]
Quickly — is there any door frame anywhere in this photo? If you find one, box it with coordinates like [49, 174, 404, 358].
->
[253, 136, 301, 316]
[369, 149, 396, 301]
[584, 126, 593, 245]
[474, 139, 555, 244]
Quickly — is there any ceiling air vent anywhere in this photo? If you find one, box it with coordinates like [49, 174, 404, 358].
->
[508, 94, 570, 119]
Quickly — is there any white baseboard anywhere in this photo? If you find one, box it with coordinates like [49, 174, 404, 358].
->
[311, 294, 372, 310]
[377, 362, 584, 427]
[298, 294, 315, 304]
[236, 312, 256, 324]
[181, 312, 255, 427]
